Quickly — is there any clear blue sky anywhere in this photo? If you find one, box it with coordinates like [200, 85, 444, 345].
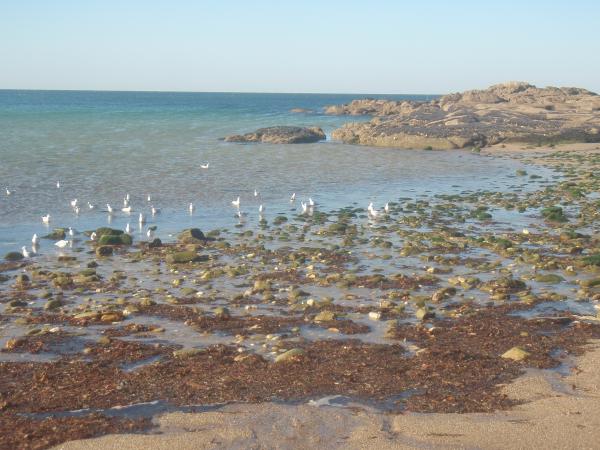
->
[1, 0, 599, 94]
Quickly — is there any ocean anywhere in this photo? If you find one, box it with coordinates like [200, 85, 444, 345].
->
[0, 90, 542, 253]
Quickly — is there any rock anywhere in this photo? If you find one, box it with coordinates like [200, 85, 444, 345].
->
[44, 299, 63, 310]
[416, 308, 435, 321]
[581, 278, 600, 288]
[8, 300, 27, 308]
[148, 238, 162, 248]
[224, 126, 326, 144]
[328, 82, 600, 149]
[74, 311, 100, 320]
[15, 274, 29, 288]
[95, 246, 113, 257]
[501, 346, 530, 361]
[57, 255, 77, 262]
[214, 306, 231, 319]
[166, 251, 206, 264]
[177, 228, 208, 245]
[5, 252, 24, 261]
[535, 274, 564, 284]
[431, 287, 457, 302]
[97, 234, 133, 245]
[314, 310, 336, 322]
[173, 348, 204, 359]
[43, 228, 67, 240]
[368, 311, 382, 321]
[94, 227, 124, 238]
[100, 312, 124, 322]
[275, 348, 306, 363]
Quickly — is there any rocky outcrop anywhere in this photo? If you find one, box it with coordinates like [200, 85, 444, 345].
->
[328, 82, 600, 149]
[224, 126, 326, 144]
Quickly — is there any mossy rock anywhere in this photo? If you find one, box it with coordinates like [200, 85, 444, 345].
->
[273, 216, 288, 226]
[97, 234, 132, 246]
[44, 228, 67, 240]
[275, 348, 306, 363]
[177, 228, 208, 244]
[541, 206, 568, 223]
[95, 246, 113, 257]
[314, 310, 336, 322]
[95, 227, 124, 237]
[582, 254, 600, 267]
[535, 274, 564, 284]
[5, 251, 23, 261]
[44, 299, 63, 310]
[166, 251, 206, 264]
[581, 278, 600, 288]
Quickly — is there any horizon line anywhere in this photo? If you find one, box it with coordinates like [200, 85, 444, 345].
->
[0, 87, 441, 97]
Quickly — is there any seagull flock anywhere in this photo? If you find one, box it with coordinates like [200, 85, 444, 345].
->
[6, 169, 391, 259]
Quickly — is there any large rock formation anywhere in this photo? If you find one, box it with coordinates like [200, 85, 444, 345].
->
[328, 82, 600, 149]
[224, 126, 326, 144]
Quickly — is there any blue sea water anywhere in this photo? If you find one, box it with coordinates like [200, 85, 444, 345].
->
[0, 90, 542, 254]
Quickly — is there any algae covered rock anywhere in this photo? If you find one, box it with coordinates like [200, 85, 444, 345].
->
[177, 228, 209, 244]
[166, 251, 206, 264]
[44, 228, 67, 240]
[95, 246, 113, 257]
[225, 126, 326, 144]
[314, 310, 336, 322]
[97, 234, 133, 246]
[5, 251, 24, 261]
[275, 348, 306, 363]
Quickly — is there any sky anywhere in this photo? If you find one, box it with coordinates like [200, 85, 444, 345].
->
[1, 0, 599, 94]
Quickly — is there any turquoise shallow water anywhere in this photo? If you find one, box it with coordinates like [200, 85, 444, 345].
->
[0, 90, 549, 253]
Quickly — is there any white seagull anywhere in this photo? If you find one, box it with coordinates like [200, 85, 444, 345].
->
[189, 202, 194, 213]
[42, 214, 51, 224]
[125, 223, 132, 233]
[200, 163, 209, 169]
[21, 246, 30, 258]
[122, 205, 132, 213]
[308, 197, 315, 207]
[146, 228, 154, 239]
[139, 213, 145, 224]
[90, 232, 97, 241]
[32, 234, 39, 245]
[151, 206, 160, 216]
[147, 194, 152, 202]
[54, 239, 69, 248]
[68, 227, 74, 237]
[87, 202, 96, 210]
[70, 199, 78, 208]
[231, 197, 240, 208]
[259, 204, 264, 214]
[384, 202, 390, 213]
[106, 204, 114, 214]
[254, 189, 259, 197]
[290, 193, 296, 201]
[5, 188, 11, 196]
[56, 181, 61, 189]
[301, 201, 308, 214]
[74, 206, 81, 215]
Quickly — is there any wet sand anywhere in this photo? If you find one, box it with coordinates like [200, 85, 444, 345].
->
[56, 341, 600, 449]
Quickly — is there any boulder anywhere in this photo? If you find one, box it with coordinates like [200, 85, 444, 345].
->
[177, 228, 208, 244]
[224, 126, 326, 144]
